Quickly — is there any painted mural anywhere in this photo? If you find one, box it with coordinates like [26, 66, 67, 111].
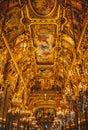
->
[31, 24, 56, 64]
[37, 67, 53, 78]
[0, 0, 88, 129]
[29, 0, 56, 16]
[3, 7, 24, 42]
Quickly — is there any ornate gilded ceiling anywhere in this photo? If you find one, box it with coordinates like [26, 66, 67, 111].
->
[0, 0, 88, 124]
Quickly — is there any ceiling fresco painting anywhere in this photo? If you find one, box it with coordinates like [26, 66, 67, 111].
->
[0, 0, 88, 130]
[29, 0, 56, 16]
[28, 0, 58, 18]
[31, 24, 56, 64]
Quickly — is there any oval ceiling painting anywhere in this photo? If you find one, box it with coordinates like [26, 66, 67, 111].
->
[29, 0, 56, 16]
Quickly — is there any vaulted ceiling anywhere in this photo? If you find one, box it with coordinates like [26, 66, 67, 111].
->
[0, 0, 88, 129]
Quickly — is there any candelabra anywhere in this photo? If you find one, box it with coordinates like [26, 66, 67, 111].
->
[65, 82, 88, 130]
[5, 107, 40, 130]
[51, 107, 75, 130]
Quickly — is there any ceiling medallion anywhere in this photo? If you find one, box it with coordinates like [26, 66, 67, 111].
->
[29, 0, 57, 17]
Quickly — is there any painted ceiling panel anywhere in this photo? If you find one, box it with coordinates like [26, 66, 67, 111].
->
[0, 0, 88, 129]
